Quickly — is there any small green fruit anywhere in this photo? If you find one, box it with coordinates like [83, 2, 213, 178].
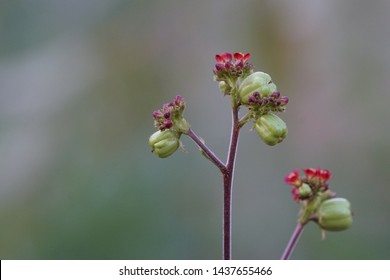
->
[238, 72, 277, 104]
[318, 198, 353, 231]
[255, 113, 287, 146]
[298, 183, 312, 199]
[149, 130, 180, 158]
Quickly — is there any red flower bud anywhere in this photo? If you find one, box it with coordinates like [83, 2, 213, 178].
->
[285, 169, 301, 186]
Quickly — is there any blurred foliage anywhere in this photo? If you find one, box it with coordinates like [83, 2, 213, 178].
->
[1, 0, 390, 259]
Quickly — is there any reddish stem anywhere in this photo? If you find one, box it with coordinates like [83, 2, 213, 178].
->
[186, 129, 226, 173]
[281, 222, 305, 260]
[186, 102, 240, 260]
[223, 105, 240, 260]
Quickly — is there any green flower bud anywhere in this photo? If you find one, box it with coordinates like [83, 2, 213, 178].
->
[238, 71, 277, 104]
[148, 130, 180, 158]
[318, 198, 353, 231]
[255, 113, 287, 146]
[298, 183, 312, 199]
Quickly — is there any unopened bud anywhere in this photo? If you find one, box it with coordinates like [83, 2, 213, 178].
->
[238, 72, 277, 104]
[318, 198, 353, 231]
[149, 130, 180, 158]
[255, 113, 287, 146]
[298, 183, 312, 199]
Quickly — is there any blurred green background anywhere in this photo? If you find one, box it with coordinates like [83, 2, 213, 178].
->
[1, 0, 389, 259]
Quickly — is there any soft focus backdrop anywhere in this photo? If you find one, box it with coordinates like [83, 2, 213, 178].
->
[1, 0, 389, 259]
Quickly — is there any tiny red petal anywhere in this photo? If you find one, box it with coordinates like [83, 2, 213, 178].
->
[234, 52, 243, 60]
[243, 53, 251, 62]
[285, 169, 300, 185]
[291, 187, 300, 202]
[303, 168, 317, 179]
[215, 54, 223, 63]
[319, 169, 331, 181]
[221, 52, 232, 62]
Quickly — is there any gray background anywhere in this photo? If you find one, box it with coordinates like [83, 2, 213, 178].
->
[1, 0, 389, 259]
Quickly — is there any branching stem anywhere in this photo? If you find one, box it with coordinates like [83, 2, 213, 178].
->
[186, 129, 226, 173]
[186, 102, 241, 260]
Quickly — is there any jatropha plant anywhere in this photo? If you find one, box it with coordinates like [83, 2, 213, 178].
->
[148, 52, 352, 259]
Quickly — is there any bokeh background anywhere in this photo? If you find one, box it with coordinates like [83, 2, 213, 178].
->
[1, 0, 389, 259]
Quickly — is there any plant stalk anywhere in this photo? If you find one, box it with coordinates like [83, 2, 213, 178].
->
[223, 104, 240, 260]
[281, 222, 305, 260]
[186, 129, 226, 173]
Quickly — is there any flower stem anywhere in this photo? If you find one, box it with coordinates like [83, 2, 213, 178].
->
[281, 222, 305, 260]
[186, 128, 226, 173]
[223, 173, 233, 260]
[223, 104, 240, 260]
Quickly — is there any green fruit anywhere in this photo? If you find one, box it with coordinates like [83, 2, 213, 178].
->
[298, 183, 312, 198]
[238, 72, 277, 104]
[318, 198, 353, 231]
[149, 130, 180, 158]
[255, 113, 287, 146]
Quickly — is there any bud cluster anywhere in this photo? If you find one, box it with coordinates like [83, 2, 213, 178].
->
[234, 71, 289, 146]
[285, 168, 331, 202]
[213, 52, 253, 94]
[150, 95, 190, 158]
[247, 91, 289, 115]
[153, 95, 185, 130]
[284, 168, 352, 232]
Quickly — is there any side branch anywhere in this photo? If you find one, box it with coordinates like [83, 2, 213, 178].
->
[186, 128, 227, 173]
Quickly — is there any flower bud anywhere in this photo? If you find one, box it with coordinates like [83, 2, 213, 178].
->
[148, 130, 180, 158]
[255, 113, 287, 146]
[238, 72, 277, 104]
[318, 198, 353, 231]
[298, 183, 312, 199]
